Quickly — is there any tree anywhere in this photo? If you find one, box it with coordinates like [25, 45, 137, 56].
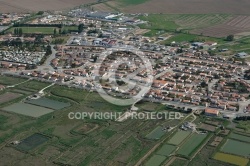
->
[200, 81, 208, 88]
[54, 28, 57, 35]
[78, 24, 84, 33]
[226, 35, 234, 41]
[45, 45, 52, 56]
[37, 11, 44, 15]
[14, 28, 17, 35]
[19, 28, 23, 36]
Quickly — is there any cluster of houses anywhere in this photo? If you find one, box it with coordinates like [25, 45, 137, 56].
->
[0, 13, 29, 26]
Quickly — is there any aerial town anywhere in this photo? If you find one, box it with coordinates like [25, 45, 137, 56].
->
[0, 1, 250, 166]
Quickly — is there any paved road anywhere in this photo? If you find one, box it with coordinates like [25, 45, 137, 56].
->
[37, 45, 56, 71]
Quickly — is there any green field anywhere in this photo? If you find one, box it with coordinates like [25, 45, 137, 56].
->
[8, 27, 58, 34]
[0, 76, 27, 85]
[119, 0, 149, 5]
[218, 37, 250, 54]
[221, 139, 250, 157]
[161, 33, 226, 45]
[213, 152, 249, 166]
[3, 103, 54, 117]
[16, 133, 49, 152]
[146, 126, 166, 140]
[169, 158, 188, 166]
[156, 144, 176, 156]
[177, 133, 207, 157]
[25, 97, 70, 110]
[229, 132, 250, 143]
[17, 80, 50, 91]
[168, 130, 191, 145]
[138, 14, 232, 37]
[145, 154, 166, 166]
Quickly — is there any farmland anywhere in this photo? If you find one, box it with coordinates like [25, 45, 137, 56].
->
[192, 16, 250, 37]
[167, 130, 191, 145]
[137, 14, 242, 38]
[213, 152, 249, 166]
[0, 92, 22, 104]
[146, 126, 166, 140]
[15, 133, 50, 152]
[0, 0, 96, 13]
[114, 0, 250, 15]
[220, 139, 250, 157]
[176, 133, 208, 157]
[229, 132, 250, 143]
[3, 103, 54, 117]
[145, 154, 166, 166]
[24, 97, 70, 110]
[156, 144, 176, 156]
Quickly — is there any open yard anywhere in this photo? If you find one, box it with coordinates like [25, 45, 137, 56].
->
[168, 130, 191, 145]
[176, 133, 207, 157]
[3, 102, 54, 117]
[213, 152, 249, 166]
[220, 139, 250, 157]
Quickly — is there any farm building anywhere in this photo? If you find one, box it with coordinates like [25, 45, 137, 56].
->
[205, 108, 219, 116]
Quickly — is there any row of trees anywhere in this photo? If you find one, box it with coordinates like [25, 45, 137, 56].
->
[13, 28, 23, 36]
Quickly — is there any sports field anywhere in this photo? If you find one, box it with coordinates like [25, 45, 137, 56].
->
[8, 27, 57, 34]
[177, 133, 207, 157]
[156, 144, 176, 156]
[229, 132, 250, 143]
[25, 97, 70, 110]
[3, 103, 54, 117]
[221, 139, 250, 157]
[146, 126, 166, 140]
[168, 130, 191, 145]
[145, 154, 166, 166]
[213, 152, 249, 166]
